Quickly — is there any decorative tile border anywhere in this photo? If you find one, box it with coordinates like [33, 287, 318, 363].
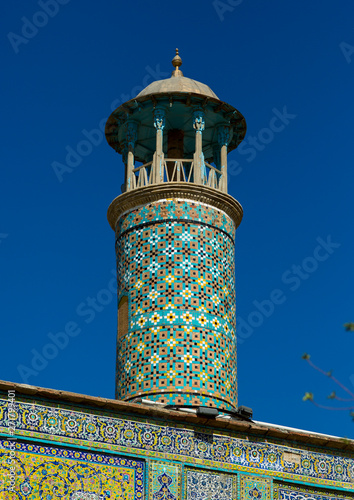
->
[274, 483, 354, 500]
[0, 398, 353, 491]
[116, 199, 236, 240]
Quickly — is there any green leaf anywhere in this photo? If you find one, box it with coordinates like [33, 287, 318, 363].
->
[344, 323, 354, 332]
[303, 392, 313, 401]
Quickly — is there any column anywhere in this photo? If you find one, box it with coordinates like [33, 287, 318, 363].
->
[217, 124, 230, 193]
[153, 107, 165, 184]
[125, 121, 138, 191]
[121, 144, 128, 193]
[193, 108, 205, 185]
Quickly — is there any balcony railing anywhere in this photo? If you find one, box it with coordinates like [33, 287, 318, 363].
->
[128, 159, 226, 192]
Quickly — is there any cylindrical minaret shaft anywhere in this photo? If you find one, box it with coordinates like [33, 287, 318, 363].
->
[114, 195, 238, 409]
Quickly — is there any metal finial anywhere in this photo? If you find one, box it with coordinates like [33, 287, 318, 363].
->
[172, 48, 183, 77]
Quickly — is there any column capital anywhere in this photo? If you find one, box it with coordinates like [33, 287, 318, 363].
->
[193, 107, 205, 133]
[153, 106, 166, 131]
[217, 124, 230, 147]
[125, 120, 138, 149]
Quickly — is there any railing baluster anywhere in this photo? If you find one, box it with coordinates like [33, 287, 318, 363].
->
[181, 161, 186, 181]
[187, 162, 194, 182]
[143, 167, 148, 186]
[128, 159, 224, 191]
[164, 161, 169, 182]
[171, 161, 177, 181]
[176, 161, 180, 182]
[137, 168, 142, 187]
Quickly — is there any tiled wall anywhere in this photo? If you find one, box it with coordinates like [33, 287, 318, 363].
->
[0, 439, 144, 499]
[115, 198, 237, 409]
[1, 397, 353, 498]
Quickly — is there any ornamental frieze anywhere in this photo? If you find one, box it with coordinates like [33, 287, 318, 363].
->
[0, 398, 353, 489]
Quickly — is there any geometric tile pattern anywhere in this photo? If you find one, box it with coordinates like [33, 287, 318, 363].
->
[0, 438, 144, 499]
[148, 461, 182, 500]
[185, 468, 237, 500]
[115, 198, 237, 409]
[239, 474, 272, 500]
[1, 399, 354, 487]
[116, 198, 236, 239]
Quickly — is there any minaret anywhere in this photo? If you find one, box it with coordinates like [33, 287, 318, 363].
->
[105, 50, 246, 410]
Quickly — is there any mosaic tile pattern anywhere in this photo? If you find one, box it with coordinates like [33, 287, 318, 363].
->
[115, 198, 237, 409]
[116, 199, 236, 240]
[274, 484, 354, 500]
[239, 474, 272, 500]
[185, 467, 237, 500]
[0, 438, 144, 499]
[148, 461, 181, 500]
[1, 398, 353, 488]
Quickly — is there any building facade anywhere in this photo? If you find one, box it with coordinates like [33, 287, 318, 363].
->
[0, 51, 353, 499]
[0, 381, 354, 499]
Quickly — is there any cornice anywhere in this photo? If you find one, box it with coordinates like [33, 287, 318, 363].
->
[107, 184, 243, 230]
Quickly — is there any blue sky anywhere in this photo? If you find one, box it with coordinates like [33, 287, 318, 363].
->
[2, 0, 354, 438]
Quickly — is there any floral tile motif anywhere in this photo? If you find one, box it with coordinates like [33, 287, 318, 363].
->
[149, 461, 181, 500]
[0, 438, 144, 499]
[185, 468, 237, 500]
[239, 474, 272, 500]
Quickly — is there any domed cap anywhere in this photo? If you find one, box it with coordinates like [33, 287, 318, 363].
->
[136, 49, 220, 100]
[105, 49, 247, 160]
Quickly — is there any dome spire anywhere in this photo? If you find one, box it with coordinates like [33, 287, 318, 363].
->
[172, 48, 183, 77]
